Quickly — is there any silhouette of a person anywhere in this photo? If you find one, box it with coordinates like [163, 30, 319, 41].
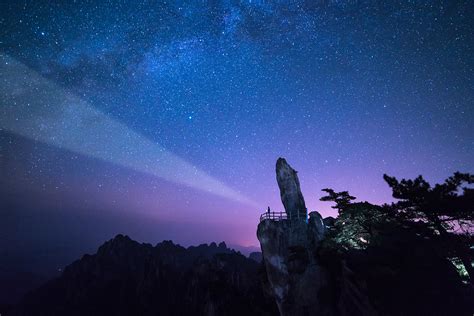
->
[267, 206, 271, 217]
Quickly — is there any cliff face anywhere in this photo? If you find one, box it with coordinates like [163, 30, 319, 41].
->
[257, 158, 329, 315]
[257, 217, 329, 315]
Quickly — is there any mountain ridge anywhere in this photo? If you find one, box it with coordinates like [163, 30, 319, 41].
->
[8, 234, 276, 316]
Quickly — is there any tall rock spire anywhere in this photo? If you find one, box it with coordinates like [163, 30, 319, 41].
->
[258, 158, 326, 316]
[258, 158, 378, 316]
[276, 158, 307, 219]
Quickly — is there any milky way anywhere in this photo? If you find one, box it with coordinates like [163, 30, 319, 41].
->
[1, 1, 473, 246]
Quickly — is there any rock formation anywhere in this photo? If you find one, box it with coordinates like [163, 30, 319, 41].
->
[257, 158, 330, 316]
[275, 158, 307, 220]
[258, 158, 474, 316]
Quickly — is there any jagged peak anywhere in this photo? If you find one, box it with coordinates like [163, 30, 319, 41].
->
[97, 234, 145, 256]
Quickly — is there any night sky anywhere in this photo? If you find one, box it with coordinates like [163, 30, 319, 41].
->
[1, 0, 473, 253]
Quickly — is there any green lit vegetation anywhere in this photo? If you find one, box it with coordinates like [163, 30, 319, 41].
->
[318, 172, 473, 314]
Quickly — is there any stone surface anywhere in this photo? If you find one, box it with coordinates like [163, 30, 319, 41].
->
[257, 219, 329, 316]
[258, 158, 329, 316]
[276, 158, 307, 219]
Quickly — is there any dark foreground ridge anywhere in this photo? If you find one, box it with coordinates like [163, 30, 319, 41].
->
[8, 235, 277, 316]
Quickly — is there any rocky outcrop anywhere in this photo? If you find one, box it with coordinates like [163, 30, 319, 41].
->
[10, 235, 278, 316]
[258, 158, 474, 316]
[258, 158, 380, 316]
[276, 158, 307, 219]
[258, 158, 330, 316]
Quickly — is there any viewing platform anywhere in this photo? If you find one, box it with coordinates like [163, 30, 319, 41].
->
[259, 211, 309, 223]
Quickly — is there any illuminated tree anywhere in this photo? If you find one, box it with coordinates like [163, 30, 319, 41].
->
[383, 172, 474, 285]
[320, 188, 356, 212]
[320, 189, 388, 250]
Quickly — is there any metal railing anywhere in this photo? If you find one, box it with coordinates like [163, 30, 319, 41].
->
[259, 211, 308, 223]
[260, 211, 287, 222]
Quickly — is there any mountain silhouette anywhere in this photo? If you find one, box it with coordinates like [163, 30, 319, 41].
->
[8, 235, 277, 316]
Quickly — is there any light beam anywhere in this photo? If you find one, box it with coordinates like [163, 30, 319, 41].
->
[0, 54, 257, 207]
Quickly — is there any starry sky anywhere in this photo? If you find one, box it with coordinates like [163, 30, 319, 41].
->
[1, 0, 473, 253]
